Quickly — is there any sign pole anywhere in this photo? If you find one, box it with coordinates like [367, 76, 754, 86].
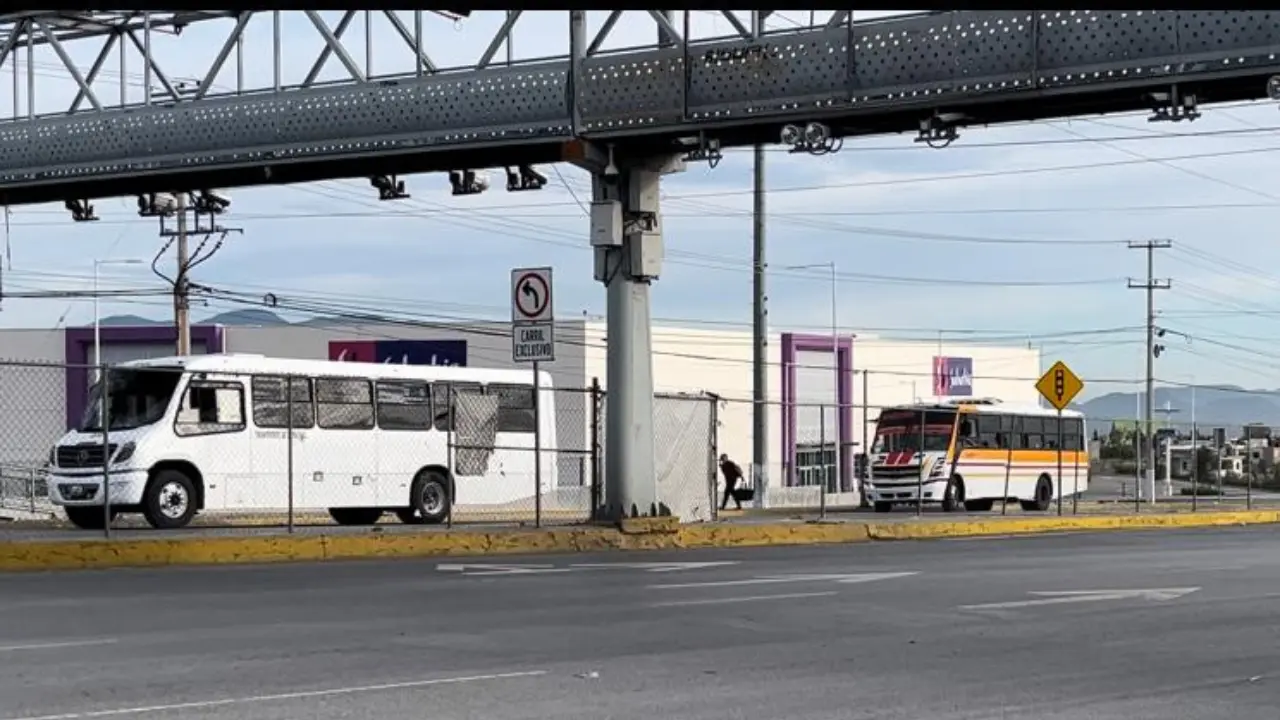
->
[1056, 408, 1063, 516]
[1035, 360, 1085, 516]
[511, 266, 555, 527]
[533, 360, 542, 528]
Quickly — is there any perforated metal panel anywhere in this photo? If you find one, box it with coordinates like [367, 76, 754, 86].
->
[1178, 11, 1280, 71]
[577, 48, 685, 131]
[686, 28, 850, 119]
[3, 10, 1280, 196]
[1036, 11, 1180, 87]
[0, 63, 575, 185]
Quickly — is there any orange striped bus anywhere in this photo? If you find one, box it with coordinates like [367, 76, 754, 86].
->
[866, 399, 1088, 513]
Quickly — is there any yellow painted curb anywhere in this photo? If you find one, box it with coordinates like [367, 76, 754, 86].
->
[1, 510, 1278, 573]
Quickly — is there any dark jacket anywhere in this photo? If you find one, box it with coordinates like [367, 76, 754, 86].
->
[720, 460, 743, 486]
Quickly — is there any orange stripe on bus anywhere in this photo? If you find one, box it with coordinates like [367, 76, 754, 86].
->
[958, 449, 1088, 464]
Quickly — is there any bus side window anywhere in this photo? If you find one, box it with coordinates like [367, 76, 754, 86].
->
[175, 381, 245, 437]
[376, 381, 433, 431]
[315, 378, 375, 430]
[489, 384, 536, 434]
[252, 376, 314, 429]
[431, 382, 482, 431]
[1020, 415, 1046, 450]
[997, 414, 1017, 450]
[975, 415, 1001, 448]
[1063, 417, 1084, 450]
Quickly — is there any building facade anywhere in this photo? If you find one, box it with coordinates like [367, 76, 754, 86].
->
[0, 320, 1041, 505]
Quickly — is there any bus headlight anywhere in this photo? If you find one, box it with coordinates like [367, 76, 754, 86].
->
[113, 442, 136, 465]
[48, 446, 57, 468]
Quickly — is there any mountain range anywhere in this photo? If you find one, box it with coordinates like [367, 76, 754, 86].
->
[1077, 386, 1280, 432]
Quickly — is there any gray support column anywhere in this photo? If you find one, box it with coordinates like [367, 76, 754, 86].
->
[588, 156, 684, 519]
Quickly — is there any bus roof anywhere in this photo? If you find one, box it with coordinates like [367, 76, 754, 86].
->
[880, 400, 1084, 420]
[118, 353, 555, 387]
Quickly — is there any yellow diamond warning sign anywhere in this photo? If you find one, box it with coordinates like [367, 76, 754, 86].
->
[1036, 360, 1084, 411]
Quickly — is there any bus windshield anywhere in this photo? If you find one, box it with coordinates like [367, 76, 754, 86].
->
[872, 408, 956, 454]
[81, 368, 183, 432]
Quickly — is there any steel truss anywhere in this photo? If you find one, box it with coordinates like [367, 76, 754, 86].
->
[0, 10, 1279, 204]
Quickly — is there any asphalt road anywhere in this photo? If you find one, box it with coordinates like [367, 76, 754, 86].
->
[5, 527, 1280, 719]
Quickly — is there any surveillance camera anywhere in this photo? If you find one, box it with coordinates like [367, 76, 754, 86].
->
[803, 122, 830, 146]
[448, 169, 490, 196]
[152, 192, 177, 212]
[202, 189, 231, 207]
[780, 124, 801, 146]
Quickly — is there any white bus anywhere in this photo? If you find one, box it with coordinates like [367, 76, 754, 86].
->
[866, 399, 1088, 513]
[46, 353, 556, 530]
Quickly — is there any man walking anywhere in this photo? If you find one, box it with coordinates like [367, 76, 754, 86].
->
[719, 453, 745, 511]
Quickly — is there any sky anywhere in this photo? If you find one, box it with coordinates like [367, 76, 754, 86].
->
[1, 10, 1279, 401]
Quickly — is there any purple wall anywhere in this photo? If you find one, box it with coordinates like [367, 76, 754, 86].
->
[63, 325, 225, 429]
[780, 332, 854, 489]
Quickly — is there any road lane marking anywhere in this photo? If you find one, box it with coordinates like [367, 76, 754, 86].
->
[570, 562, 740, 573]
[0, 639, 118, 653]
[650, 571, 918, 590]
[2, 670, 547, 720]
[651, 591, 838, 608]
[960, 587, 1200, 611]
[437, 561, 740, 576]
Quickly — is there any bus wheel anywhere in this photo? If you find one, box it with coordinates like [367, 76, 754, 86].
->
[873, 501, 893, 513]
[328, 508, 383, 526]
[64, 506, 116, 530]
[964, 499, 994, 512]
[409, 469, 451, 525]
[1020, 475, 1053, 512]
[941, 476, 966, 512]
[142, 469, 198, 529]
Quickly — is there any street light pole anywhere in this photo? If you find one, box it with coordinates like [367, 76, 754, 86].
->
[93, 258, 146, 382]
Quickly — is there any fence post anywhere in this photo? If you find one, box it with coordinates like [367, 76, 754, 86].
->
[101, 363, 112, 539]
[708, 392, 720, 522]
[446, 384, 455, 529]
[915, 407, 924, 517]
[589, 377, 601, 521]
[819, 405, 827, 521]
[286, 375, 295, 534]
[28, 468, 37, 514]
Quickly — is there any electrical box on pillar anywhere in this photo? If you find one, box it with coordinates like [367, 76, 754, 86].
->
[626, 169, 663, 280]
[589, 201, 622, 248]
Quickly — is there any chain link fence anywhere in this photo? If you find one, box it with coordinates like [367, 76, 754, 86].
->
[596, 390, 719, 522]
[447, 384, 596, 526]
[707, 394, 1280, 519]
[0, 358, 721, 534]
[0, 361, 71, 520]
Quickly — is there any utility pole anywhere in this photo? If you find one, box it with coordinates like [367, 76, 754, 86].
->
[750, 10, 768, 507]
[1127, 239, 1172, 504]
[174, 191, 191, 356]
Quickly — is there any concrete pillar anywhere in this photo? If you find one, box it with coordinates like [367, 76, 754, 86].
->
[586, 155, 685, 519]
